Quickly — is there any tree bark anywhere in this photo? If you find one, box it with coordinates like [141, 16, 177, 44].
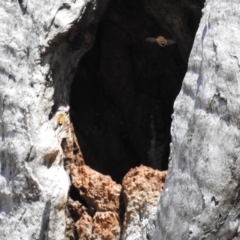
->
[154, 0, 240, 239]
[2, 0, 237, 239]
[0, 0, 109, 239]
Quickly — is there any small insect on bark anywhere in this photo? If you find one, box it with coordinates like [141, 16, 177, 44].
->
[145, 36, 176, 47]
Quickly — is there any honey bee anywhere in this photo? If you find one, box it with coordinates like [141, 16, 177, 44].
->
[56, 113, 68, 127]
[145, 36, 176, 47]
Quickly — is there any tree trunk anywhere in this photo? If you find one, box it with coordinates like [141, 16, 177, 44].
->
[154, 0, 240, 239]
[2, 0, 237, 239]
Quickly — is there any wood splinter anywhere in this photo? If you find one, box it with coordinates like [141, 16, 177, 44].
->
[145, 36, 176, 47]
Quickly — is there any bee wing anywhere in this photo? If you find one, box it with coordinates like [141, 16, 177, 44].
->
[145, 37, 157, 44]
[166, 39, 176, 46]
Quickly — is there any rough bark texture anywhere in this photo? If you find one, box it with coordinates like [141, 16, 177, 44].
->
[122, 166, 166, 240]
[70, 165, 122, 239]
[67, 159, 166, 239]
[0, 0, 110, 239]
[3, 0, 233, 239]
[154, 0, 240, 239]
[71, 165, 121, 212]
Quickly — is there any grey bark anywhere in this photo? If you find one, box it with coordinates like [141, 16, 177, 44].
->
[0, 0, 109, 239]
[1, 0, 238, 239]
[154, 0, 240, 239]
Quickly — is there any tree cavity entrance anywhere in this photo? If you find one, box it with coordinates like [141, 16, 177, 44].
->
[70, 0, 202, 183]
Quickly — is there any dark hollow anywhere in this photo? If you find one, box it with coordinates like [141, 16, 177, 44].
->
[70, 0, 202, 183]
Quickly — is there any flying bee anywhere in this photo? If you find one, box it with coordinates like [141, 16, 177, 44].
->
[145, 36, 176, 47]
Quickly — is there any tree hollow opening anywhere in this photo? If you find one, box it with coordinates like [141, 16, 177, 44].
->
[70, 0, 203, 183]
